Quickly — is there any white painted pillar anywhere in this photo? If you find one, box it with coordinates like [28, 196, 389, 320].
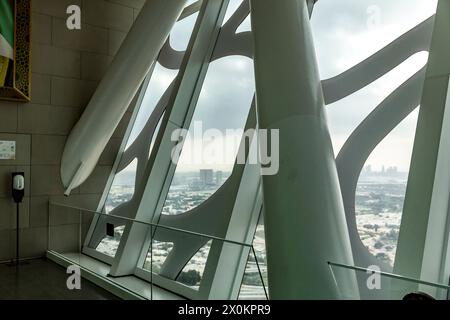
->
[394, 0, 450, 298]
[250, 0, 358, 299]
[60, 0, 187, 194]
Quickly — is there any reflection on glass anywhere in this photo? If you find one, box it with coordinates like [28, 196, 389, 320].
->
[176, 240, 212, 289]
[356, 109, 419, 266]
[162, 56, 255, 216]
[143, 240, 174, 274]
[238, 216, 267, 300]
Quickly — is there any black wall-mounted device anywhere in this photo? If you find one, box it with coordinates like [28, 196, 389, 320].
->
[12, 172, 25, 203]
[106, 223, 115, 237]
[10, 172, 25, 266]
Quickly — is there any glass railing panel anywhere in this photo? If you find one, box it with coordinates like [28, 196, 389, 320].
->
[144, 239, 174, 274]
[328, 261, 450, 300]
[48, 202, 98, 267]
[140, 224, 267, 299]
[48, 202, 154, 299]
[238, 245, 268, 300]
[48, 202, 267, 300]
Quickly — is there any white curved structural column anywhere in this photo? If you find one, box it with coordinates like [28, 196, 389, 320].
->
[250, 0, 358, 299]
[60, 0, 187, 194]
[394, 0, 450, 298]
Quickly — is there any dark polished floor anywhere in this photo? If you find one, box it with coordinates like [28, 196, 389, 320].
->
[0, 258, 119, 300]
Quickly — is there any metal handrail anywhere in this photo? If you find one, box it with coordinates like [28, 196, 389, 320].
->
[50, 201, 252, 248]
[328, 261, 450, 291]
[49, 201, 269, 300]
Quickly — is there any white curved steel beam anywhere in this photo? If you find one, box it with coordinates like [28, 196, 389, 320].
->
[322, 16, 434, 105]
[60, 0, 188, 195]
[158, 4, 202, 70]
[212, 0, 253, 60]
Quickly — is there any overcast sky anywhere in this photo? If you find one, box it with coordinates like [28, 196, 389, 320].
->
[124, 0, 438, 175]
[312, 0, 437, 171]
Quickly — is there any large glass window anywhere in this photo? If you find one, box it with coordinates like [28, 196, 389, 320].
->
[142, 53, 255, 286]
[356, 109, 419, 266]
[240, 1, 437, 283]
[311, 0, 437, 266]
[84, 0, 442, 298]
[88, 2, 201, 259]
[139, 1, 256, 294]
[125, 64, 178, 150]
[161, 55, 255, 216]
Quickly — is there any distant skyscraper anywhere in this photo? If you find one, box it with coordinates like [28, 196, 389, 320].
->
[200, 169, 214, 186]
[386, 166, 399, 175]
[215, 171, 223, 185]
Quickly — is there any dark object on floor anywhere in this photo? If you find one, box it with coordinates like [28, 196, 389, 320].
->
[402, 291, 435, 300]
